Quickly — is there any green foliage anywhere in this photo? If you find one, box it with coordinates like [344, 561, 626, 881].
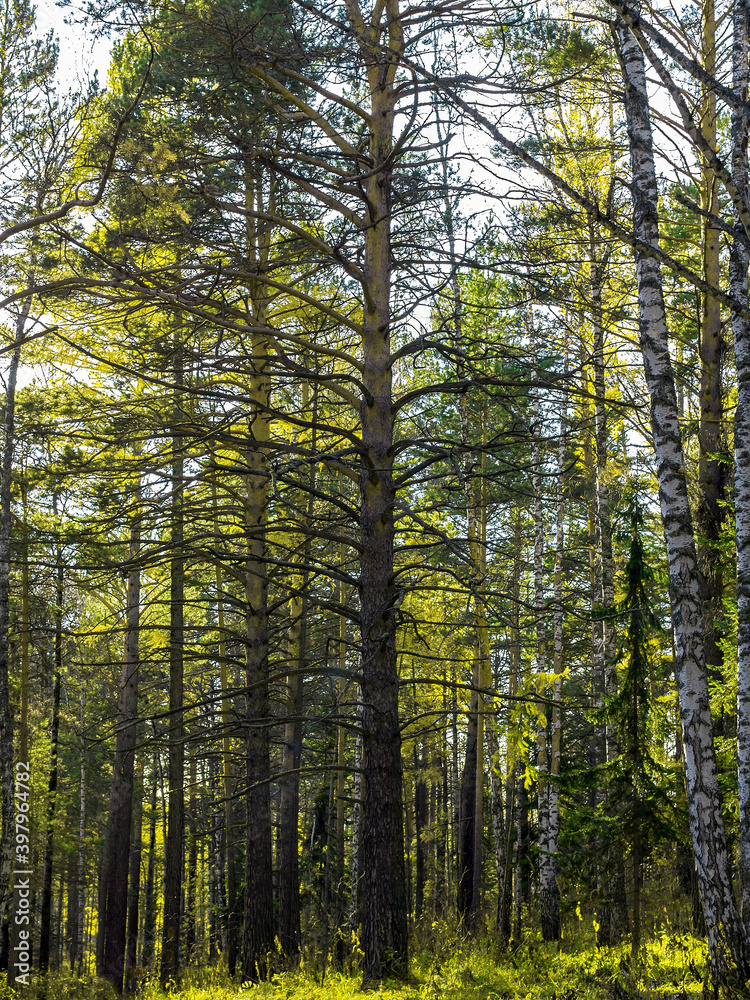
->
[603, 493, 676, 850]
[19, 936, 711, 1000]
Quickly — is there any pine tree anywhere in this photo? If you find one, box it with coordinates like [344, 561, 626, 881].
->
[605, 492, 673, 965]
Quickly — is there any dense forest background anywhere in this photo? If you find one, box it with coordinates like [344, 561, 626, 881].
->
[1, 0, 750, 993]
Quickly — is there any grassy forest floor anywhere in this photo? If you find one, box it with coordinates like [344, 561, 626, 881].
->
[2, 932, 716, 1000]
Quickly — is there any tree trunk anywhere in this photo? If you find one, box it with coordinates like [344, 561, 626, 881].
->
[278, 388, 315, 960]
[592, 269, 628, 943]
[458, 684, 478, 923]
[39, 537, 63, 972]
[530, 327, 556, 940]
[335, 562, 348, 961]
[539, 378, 566, 943]
[0, 290, 32, 975]
[212, 477, 240, 977]
[697, 0, 727, 709]
[161, 339, 185, 987]
[356, 9, 408, 981]
[142, 758, 158, 969]
[414, 746, 427, 922]
[616, 20, 749, 984]
[730, 0, 750, 934]
[124, 760, 142, 992]
[184, 744, 198, 964]
[74, 679, 86, 974]
[348, 685, 364, 935]
[241, 191, 275, 977]
[18, 482, 29, 771]
[102, 477, 141, 992]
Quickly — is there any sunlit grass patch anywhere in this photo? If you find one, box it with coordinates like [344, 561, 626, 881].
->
[12, 932, 712, 1000]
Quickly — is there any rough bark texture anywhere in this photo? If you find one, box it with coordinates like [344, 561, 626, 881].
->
[211, 482, 240, 976]
[142, 760, 158, 969]
[348, 686, 363, 935]
[242, 305, 274, 981]
[278, 405, 315, 959]
[458, 687, 478, 922]
[38, 640, 61, 971]
[0, 292, 32, 973]
[335, 574, 347, 957]
[124, 763, 142, 992]
[278, 581, 306, 957]
[539, 385, 566, 943]
[592, 273, 628, 943]
[350, 0, 408, 981]
[617, 20, 749, 984]
[102, 487, 141, 991]
[697, 0, 727, 701]
[160, 343, 185, 987]
[731, 0, 750, 932]
[72, 681, 86, 974]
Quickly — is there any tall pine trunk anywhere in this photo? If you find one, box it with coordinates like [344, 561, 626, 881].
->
[0, 290, 32, 975]
[124, 760, 142, 992]
[697, 0, 728, 707]
[38, 586, 62, 972]
[242, 175, 275, 979]
[102, 475, 141, 991]
[142, 759, 158, 969]
[277, 386, 315, 959]
[356, 7, 408, 981]
[161, 338, 185, 986]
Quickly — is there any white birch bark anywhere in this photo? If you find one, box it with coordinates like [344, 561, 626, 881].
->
[731, 0, 750, 932]
[485, 708, 505, 919]
[617, 20, 749, 983]
[541, 379, 567, 943]
[592, 268, 628, 941]
[530, 316, 556, 940]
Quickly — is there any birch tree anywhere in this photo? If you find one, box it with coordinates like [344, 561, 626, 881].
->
[614, 19, 749, 984]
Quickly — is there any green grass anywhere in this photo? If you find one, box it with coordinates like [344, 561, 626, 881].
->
[3, 932, 712, 1000]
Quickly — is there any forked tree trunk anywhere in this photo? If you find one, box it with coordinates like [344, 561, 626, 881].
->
[616, 20, 749, 984]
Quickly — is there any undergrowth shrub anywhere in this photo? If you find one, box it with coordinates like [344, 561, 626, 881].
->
[2, 932, 714, 1000]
